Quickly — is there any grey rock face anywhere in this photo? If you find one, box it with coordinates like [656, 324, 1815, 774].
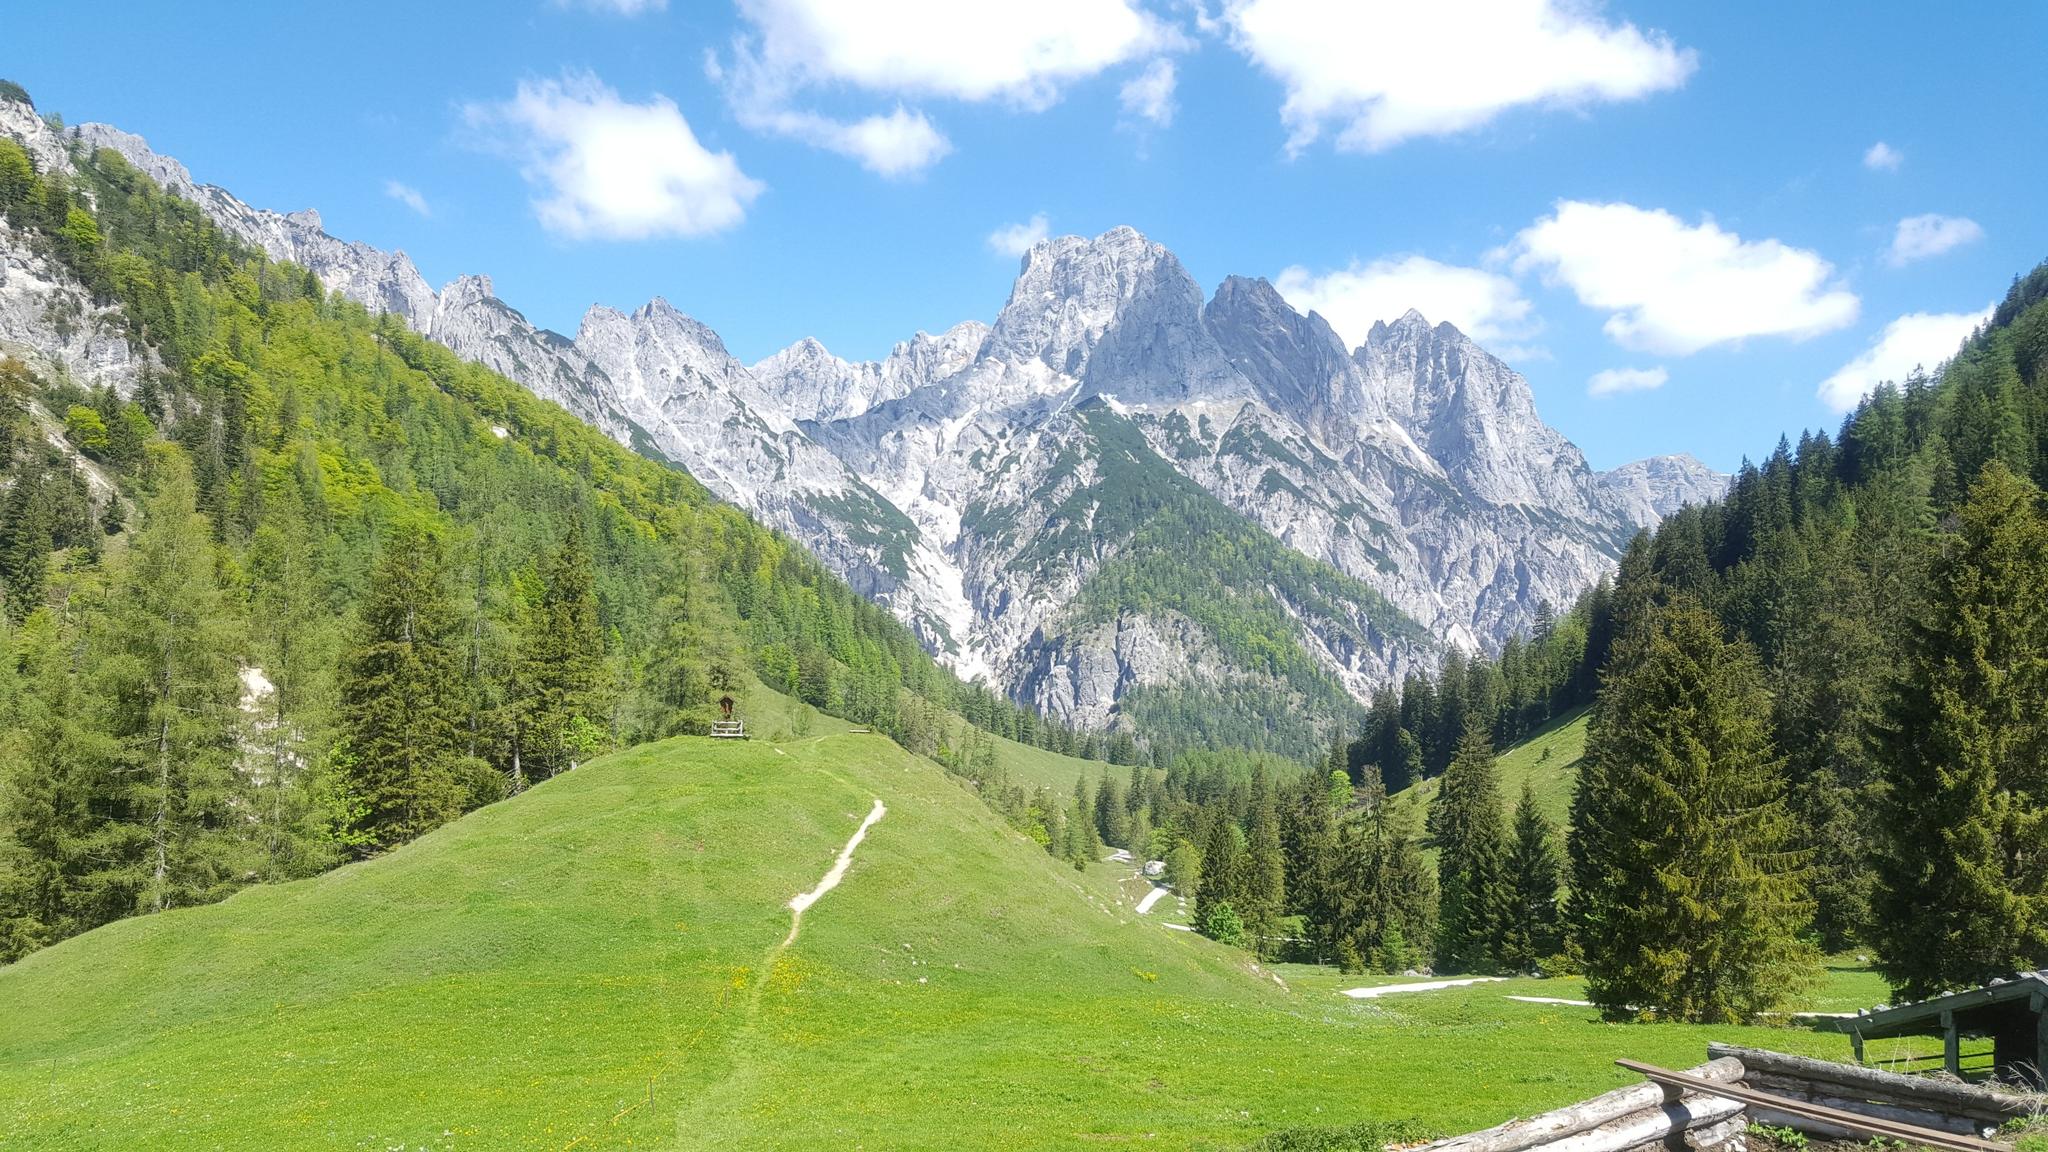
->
[18, 100, 1729, 734]
[0, 106, 150, 392]
[1597, 453, 1730, 528]
[0, 219, 149, 394]
[751, 321, 986, 423]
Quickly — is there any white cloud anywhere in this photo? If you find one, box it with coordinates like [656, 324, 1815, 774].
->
[1863, 141, 1903, 171]
[746, 105, 952, 177]
[720, 0, 1176, 171]
[1587, 366, 1667, 397]
[556, 0, 666, 11]
[384, 180, 430, 216]
[464, 73, 763, 240]
[733, 0, 1172, 106]
[1223, 0, 1695, 154]
[1509, 200, 1859, 355]
[988, 213, 1052, 258]
[1887, 213, 1984, 267]
[1120, 58, 1178, 127]
[1274, 255, 1537, 348]
[1818, 308, 1988, 413]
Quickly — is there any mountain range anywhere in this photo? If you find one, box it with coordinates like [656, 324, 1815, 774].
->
[0, 96, 1725, 746]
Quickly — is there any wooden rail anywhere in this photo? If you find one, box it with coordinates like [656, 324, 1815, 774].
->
[1615, 1059, 2011, 1152]
[1414, 1057, 1746, 1152]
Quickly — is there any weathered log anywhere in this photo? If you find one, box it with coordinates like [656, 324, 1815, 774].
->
[1540, 1096, 1747, 1152]
[1678, 1114, 1748, 1152]
[1745, 1105, 1863, 1143]
[1707, 1044, 2039, 1119]
[1619, 1058, 2007, 1152]
[1415, 1059, 1747, 1152]
[1741, 1072, 1994, 1134]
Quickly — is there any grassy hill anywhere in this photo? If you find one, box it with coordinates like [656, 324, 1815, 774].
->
[1392, 710, 1589, 846]
[1, 726, 1853, 1151]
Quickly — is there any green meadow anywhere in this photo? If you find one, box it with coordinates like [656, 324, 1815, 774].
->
[2, 729, 1863, 1151]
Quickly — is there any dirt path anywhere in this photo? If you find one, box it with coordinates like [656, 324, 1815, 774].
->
[1135, 887, 1169, 914]
[783, 799, 886, 947]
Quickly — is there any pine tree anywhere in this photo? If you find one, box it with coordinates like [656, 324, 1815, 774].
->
[1242, 764, 1287, 956]
[1095, 775, 1128, 847]
[1195, 810, 1244, 941]
[0, 609, 119, 957]
[1872, 463, 2048, 997]
[335, 523, 467, 854]
[93, 461, 250, 913]
[0, 456, 51, 622]
[513, 522, 607, 783]
[1572, 594, 1815, 1022]
[1431, 723, 1512, 973]
[1066, 776, 1101, 869]
[1500, 784, 1562, 972]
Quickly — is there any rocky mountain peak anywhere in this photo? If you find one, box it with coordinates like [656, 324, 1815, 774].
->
[437, 273, 497, 309]
[1596, 452, 1730, 527]
[0, 93, 69, 174]
[1203, 274, 1376, 429]
[987, 226, 1196, 374]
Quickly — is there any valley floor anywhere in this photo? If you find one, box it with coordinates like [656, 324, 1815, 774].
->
[2, 732, 1866, 1151]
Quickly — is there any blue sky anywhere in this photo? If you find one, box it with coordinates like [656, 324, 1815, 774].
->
[10, 1, 2044, 470]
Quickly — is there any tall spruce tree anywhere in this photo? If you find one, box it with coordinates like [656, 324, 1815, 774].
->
[0, 609, 117, 957]
[1872, 463, 2048, 997]
[1242, 764, 1287, 956]
[512, 522, 607, 784]
[335, 523, 467, 853]
[1283, 769, 1348, 964]
[1572, 594, 1815, 1021]
[0, 455, 51, 622]
[1500, 783, 1563, 972]
[1431, 723, 1512, 973]
[1196, 809, 1245, 940]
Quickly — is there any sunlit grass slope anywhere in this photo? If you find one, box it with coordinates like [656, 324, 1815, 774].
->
[2, 725, 1851, 1151]
[1393, 710, 1589, 842]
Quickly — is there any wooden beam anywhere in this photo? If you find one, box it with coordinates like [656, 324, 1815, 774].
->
[1613, 1059, 2011, 1152]
[1704, 1044, 2038, 1119]
[1413, 1058, 1746, 1152]
[1944, 1009, 1962, 1077]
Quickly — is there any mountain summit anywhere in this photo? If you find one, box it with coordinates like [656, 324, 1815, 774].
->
[15, 106, 1725, 747]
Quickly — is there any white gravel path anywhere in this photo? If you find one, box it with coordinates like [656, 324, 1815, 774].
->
[784, 799, 885, 945]
[1135, 887, 1169, 915]
[1339, 976, 1507, 999]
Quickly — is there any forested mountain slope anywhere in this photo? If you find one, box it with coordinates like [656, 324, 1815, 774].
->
[0, 89, 1078, 963]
